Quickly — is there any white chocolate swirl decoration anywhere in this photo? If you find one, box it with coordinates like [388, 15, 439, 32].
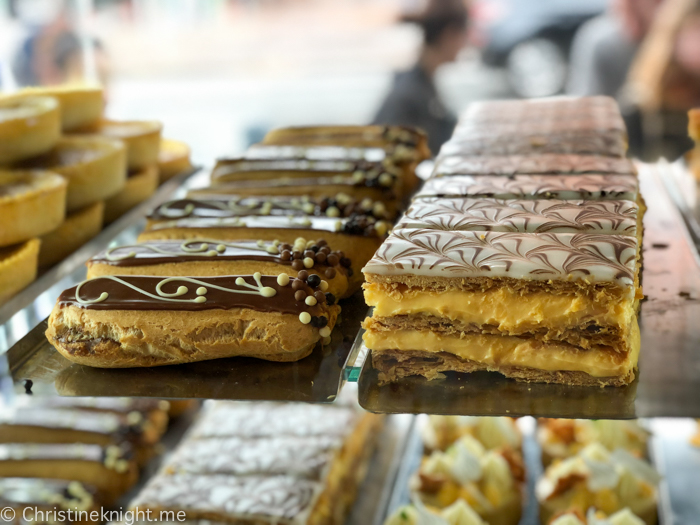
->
[415, 174, 638, 201]
[398, 198, 639, 236]
[101, 239, 279, 262]
[363, 228, 638, 291]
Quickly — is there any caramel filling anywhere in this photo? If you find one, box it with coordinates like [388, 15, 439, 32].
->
[364, 285, 635, 334]
[363, 320, 640, 378]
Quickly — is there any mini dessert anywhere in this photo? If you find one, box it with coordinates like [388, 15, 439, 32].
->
[38, 201, 104, 268]
[103, 165, 159, 224]
[414, 174, 640, 203]
[0, 443, 137, 506]
[363, 227, 642, 386]
[0, 170, 66, 247]
[98, 119, 162, 170]
[0, 95, 60, 164]
[131, 400, 382, 525]
[158, 138, 192, 182]
[0, 478, 99, 524]
[433, 154, 636, 177]
[537, 419, 649, 466]
[87, 238, 352, 298]
[0, 239, 40, 305]
[536, 443, 660, 525]
[422, 416, 522, 453]
[549, 508, 646, 525]
[412, 435, 524, 525]
[14, 135, 126, 212]
[384, 500, 487, 525]
[46, 273, 341, 367]
[19, 85, 103, 131]
[398, 198, 641, 237]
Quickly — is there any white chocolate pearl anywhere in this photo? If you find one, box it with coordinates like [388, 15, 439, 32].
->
[326, 206, 340, 218]
[372, 202, 386, 216]
[266, 245, 279, 254]
[334, 220, 343, 232]
[305, 296, 317, 306]
[375, 221, 389, 237]
[216, 244, 226, 252]
[257, 239, 265, 247]
[352, 170, 365, 183]
[336, 192, 351, 205]
[299, 312, 311, 324]
[302, 203, 315, 214]
[360, 198, 373, 210]
[379, 173, 394, 187]
[235, 277, 245, 286]
[303, 257, 314, 268]
[319, 327, 331, 338]
[320, 280, 329, 292]
[277, 273, 290, 286]
[196, 287, 207, 295]
[306, 240, 315, 249]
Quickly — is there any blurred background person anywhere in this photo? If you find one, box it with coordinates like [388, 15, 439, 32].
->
[372, 0, 469, 155]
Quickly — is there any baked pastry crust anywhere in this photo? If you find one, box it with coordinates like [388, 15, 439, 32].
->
[0, 95, 60, 164]
[99, 119, 162, 170]
[19, 85, 103, 132]
[15, 135, 126, 212]
[158, 138, 192, 182]
[39, 201, 104, 268]
[103, 165, 158, 224]
[0, 170, 66, 247]
[0, 238, 40, 304]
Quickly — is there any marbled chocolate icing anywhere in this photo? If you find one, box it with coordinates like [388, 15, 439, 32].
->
[363, 228, 637, 290]
[398, 198, 638, 235]
[167, 436, 340, 479]
[192, 402, 357, 440]
[132, 473, 320, 524]
[414, 174, 638, 201]
[433, 154, 636, 176]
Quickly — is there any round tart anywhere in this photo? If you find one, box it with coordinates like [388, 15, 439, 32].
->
[0, 238, 40, 304]
[19, 85, 103, 132]
[158, 138, 192, 182]
[39, 201, 104, 268]
[99, 119, 162, 170]
[15, 135, 126, 212]
[0, 170, 67, 247]
[103, 165, 159, 224]
[0, 95, 60, 164]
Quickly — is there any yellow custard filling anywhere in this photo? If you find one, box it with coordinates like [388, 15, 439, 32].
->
[364, 285, 635, 333]
[363, 321, 640, 378]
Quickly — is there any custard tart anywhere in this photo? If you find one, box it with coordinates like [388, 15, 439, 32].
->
[0, 95, 60, 164]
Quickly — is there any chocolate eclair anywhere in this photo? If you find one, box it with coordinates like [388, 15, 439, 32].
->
[46, 273, 341, 367]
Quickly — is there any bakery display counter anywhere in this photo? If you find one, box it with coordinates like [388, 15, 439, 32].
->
[353, 163, 700, 419]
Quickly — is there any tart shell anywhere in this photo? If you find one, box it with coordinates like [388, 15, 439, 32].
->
[103, 165, 159, 224]
[99, 119, 162, 170]
[0, 238, 40, 304]
[0, 96, 60, 164]
[39, 201, 104, 268]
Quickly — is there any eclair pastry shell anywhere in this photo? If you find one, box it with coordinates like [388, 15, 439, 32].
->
[0, 95, 60, 164]
[0, 238, 40, 304]
[20, 85, 103, 131]
[0, 170, 66, 247]
[99, 119, 162, 170]
[158, 138, 192, 182]
[103, 165, 159, 224]
[46, 305, 340, 367]
[39, 201, 104, 268]
[15, 135, 126, 212]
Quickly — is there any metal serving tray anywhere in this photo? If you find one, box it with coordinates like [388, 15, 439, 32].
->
[352, 162, 700, 419]
[0, 168, 367, 403]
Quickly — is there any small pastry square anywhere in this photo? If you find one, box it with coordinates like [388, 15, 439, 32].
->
[46, 273, 341, 367]
[87, 238, 351, 299]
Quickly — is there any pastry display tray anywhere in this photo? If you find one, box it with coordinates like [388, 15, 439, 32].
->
[353, 163, 700, 419]
[0, 167, 369, 403]
[374, 416, 688, 525]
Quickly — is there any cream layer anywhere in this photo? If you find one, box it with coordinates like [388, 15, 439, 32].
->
[363, 321, 640, 378]
[363, 285, 635, 334]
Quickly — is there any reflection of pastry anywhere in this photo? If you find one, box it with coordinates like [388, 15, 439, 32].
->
[87, 238, 352, 298]
[39, 201, 104, 268]
[536, 444, 659, 525]
[15, 135, 126, 212]
[103, 165, 158, 224]
[0, 95, 60, 164]
[98, 119, 162, 170]
[548, 508, 646, 525]
[0, 238, 40, 304]
[158, 138, 192, 182]
[19, 85, 103, 131]
[412, 435, 524, 525]
[422, 416, 522, 453]
[537, 419, 649, 466]
[0, 170, 66, 247]
[132, 400, 382, 525]
[0, 443, 137, 506]
[46, 273, 341, 367]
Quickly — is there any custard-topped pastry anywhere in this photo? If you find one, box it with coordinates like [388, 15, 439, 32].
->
[549, 508, 646, 525]
[363, 227, 642, 386]
[384, 500, 487, 525]
[422, 416, 522, 453]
